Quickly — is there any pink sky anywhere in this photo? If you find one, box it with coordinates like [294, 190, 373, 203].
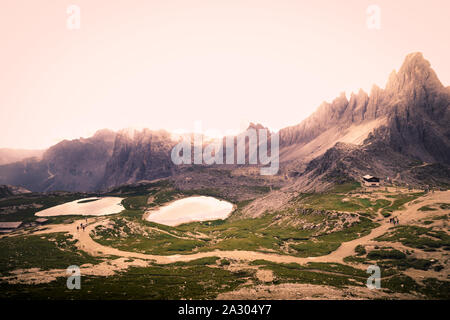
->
[1, 0, 449, 149]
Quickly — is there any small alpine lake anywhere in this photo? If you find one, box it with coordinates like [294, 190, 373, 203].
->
[145, 196, 234, 226]
[35, 197, 124, 217]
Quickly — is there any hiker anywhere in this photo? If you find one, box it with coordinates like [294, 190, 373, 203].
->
[77, 226, 79, 231]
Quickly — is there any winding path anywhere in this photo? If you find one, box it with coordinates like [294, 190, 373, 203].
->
[34, 190, 449, 268]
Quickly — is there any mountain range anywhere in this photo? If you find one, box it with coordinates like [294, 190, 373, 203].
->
[0, 52, 448, 193]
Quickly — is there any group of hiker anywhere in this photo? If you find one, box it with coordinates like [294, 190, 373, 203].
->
[77, 218, 89, 232]
[389, 217, 400, 225]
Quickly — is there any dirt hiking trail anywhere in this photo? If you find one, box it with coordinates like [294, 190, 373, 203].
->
[31, 190, 449, 269]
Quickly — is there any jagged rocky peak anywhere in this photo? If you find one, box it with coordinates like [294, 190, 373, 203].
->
[343, 89, 369, 123]
[382, 52, 449, 129]
[385, 52, 444, 94]
[313, 92, 349, 122]
[349, 88, 369, 104]
[290, 52, 450, 188]
[331, 91, 349, 112]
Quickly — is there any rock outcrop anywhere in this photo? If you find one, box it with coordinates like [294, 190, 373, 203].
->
[0, 184, 31, 198]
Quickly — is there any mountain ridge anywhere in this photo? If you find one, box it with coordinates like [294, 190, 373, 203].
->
[0, 52, 448, 192]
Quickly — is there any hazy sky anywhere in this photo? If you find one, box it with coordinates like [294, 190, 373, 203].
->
[1, 0, 449, 149]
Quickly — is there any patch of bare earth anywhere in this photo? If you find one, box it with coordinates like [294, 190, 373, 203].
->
[217, 283, 418, 300]
[1, 258, 151, 285]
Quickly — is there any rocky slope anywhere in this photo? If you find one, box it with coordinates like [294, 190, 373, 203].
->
[100, 129, 176, 190]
